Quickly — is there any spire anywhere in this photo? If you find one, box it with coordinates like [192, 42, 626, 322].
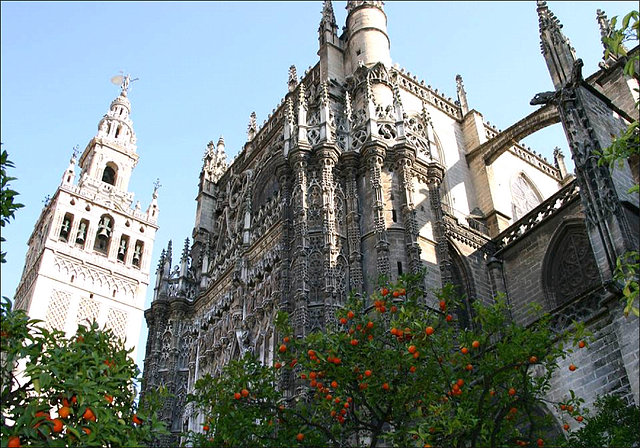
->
[456, 74, 469, 115]
[297, 83, 309, 144]
[202, 137, 228, 183]
[319, 0, 338, 44]
[537, 0, 577, 90]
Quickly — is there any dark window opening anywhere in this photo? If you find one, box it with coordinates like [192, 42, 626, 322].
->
[75, 219, 89, 248]
[397, 261, 403, 276]
[392, 209, 397, 223]
[102, 165, 116, 186]
[59, 213, 73, 242]
[117, 235, 129, 262]
[93, 215, 113, 256]
[132, 240, 144, 267]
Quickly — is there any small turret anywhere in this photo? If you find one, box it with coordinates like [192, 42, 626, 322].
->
[146, 179, 160, 223]
[61, 146, 78, 186]
[344, 1, 391, 75]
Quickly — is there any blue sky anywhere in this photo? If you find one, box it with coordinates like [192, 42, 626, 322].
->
[1, 1, 635, 368]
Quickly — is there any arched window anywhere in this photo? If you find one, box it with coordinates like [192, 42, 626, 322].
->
[102, 163, 117, 186]
[75, 219, 89, 248]
[59, 213, 74, 242]
[93, 214, 113, 256]
[543, 222, 601, 308]
[511, 173, 542, 221]
[117, 234, 129, 262]
[132, 240, 144, 267]
[448, 243, 475, 331]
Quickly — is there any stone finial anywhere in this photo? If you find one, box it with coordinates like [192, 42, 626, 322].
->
[288, 65, 298, 92]
[181, 237, 190, 261]
[247, 111, 257, 141]
[321, 80, 330, 106]
[285, 97, 295, 125]
[596, 9, 621, 66]
[345, 91, 353, 122]
[456, 74, 469, 115]
[553, 146, 569, 179]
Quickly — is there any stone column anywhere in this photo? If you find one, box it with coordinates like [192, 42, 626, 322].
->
[395, 147, 422, 273]
[289, 148, 310, 336]
[427, 168, 451, 286]
[276, 164, 292, 313]
[363, 142, 390, 278]
[319, 145, 340, 297]
[342, 153, 363, 296]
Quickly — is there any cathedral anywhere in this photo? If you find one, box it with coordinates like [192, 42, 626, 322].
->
[13, 76, 159, 363]
[141, 0, 639, 440]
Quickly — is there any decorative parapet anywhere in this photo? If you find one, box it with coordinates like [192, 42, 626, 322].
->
[495, 180, 580, 250]
[391, 67, 463, 120]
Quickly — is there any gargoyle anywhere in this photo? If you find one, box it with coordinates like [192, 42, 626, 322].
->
[530, 91, 557, 106]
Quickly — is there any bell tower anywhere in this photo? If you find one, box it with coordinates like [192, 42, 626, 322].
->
[13, 76, 159, 362]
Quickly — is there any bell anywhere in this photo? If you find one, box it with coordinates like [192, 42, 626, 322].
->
[98, 227, 110, 238]
[76, 234, 85, 243]
[118, 242, 127, 255]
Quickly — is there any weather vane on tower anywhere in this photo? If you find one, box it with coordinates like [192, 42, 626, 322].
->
[110, 71, 139, 95]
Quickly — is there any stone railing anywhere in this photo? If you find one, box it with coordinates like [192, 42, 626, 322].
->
[495, 180, 579, 249]
[392, 68, 463, 120]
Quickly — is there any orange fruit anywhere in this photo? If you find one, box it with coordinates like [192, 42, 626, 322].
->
[52, 418, 64, 433]
[203, 424, 210, 431]
[537, 438, 544, 447]
[340, 317, 348, 324]
[408, 345, 417, 354]
[7, 436, 20, 447]
[241, 388, 249, 397]
[569, 364, 576, 371]
[58, 406, 71, 419]
[296, 433, 304, 442]
[351, 339, 359, 346]
[446, 314, 453, 322]
[390, 305, 398, 313]
[563, 423, 570, 431]
[529, 356, 538, 363]
[439, 300, 446, 310]
[508, 387, 516, 396]
[82, 408, 96, 422]
[279, 344, 287, 353]
[347, 311, 355, 319]
[283, 337, 290, 343]
[364, 370, 372, 377]
[425, 326, 434, 336]
[409, 366, 416, 373]
[82, 427, 91, 435]
[457, 379, 464, 387]
[382, 383, 389, 390]
[132, 414, 143, 425]
[274, 362, 282, 369]
[104, 394, 113, 404]
[472, 340, 480, 349]
[461, 347, 469, 355]
[331, 380, 338, 388]
[576, 415, 583, 422]
[578, 340, 586, 348]
[393, 290, 400, 298]
[381, 288, 389, 296]
[413, 351, 420, 359]
[366, 321, 374, 329]
[465, 363, 473, 371]
[234, 392, 241, 400]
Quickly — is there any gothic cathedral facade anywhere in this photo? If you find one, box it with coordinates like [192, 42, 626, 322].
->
[142, 1, 639, 439]
[14, 79, 159, 362]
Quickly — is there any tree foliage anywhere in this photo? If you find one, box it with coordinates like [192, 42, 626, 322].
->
[562, 394, 640, 448]
[185, 273, 590, 448]
[1, 298, 168, 447]
[0, 149, 25, 264]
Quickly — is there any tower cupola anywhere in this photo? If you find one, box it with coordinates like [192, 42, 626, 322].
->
[344, 1, 391, 75]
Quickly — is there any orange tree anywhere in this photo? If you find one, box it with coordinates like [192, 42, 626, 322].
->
[1, 298, 167, 447]
[184, 272, 590, 448]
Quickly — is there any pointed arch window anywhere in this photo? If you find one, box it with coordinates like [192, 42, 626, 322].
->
[511, 173, 542, 221]
[102, 163, 117, 186]
[94, 214, 113, 255]
[543, 222, 600, 308]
